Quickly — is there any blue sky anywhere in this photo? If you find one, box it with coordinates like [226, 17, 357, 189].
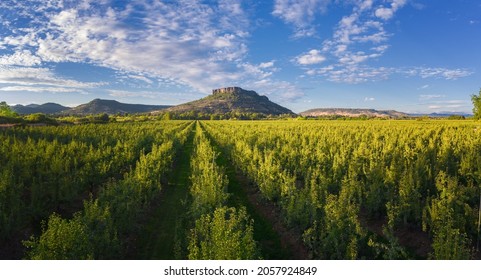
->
[0, 0, 479, 113]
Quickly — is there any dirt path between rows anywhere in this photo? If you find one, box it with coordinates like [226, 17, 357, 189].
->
[231, 168, 310, 259]
[201, 122, 309, 259]
[132, 128, 195, 259]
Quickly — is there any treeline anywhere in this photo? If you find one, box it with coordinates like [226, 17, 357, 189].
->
[203, 120, 481, 259]
[159, 111, 294, 121]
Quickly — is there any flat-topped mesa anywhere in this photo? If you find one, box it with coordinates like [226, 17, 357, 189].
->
[212, 87, 262, 99]
[212, 87, 259, 96]
[166, 86, 295, 115]
[212, 87, 243, 95]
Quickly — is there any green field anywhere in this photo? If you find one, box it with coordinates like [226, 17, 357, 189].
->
[1, 120, 480, 259]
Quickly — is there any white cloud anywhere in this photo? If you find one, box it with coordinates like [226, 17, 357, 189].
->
[109, 89, 203, 103]
[419, 94, 443, 100]
[296, 50, 326, 65]
[327, 8, 391, 57]
[0, 86, 83, 93]
[272, 0, 331, 38]
[259, 61, 276, 69]
[371, 45, 390, 53]
[0, 50, 41, 66]
[339, 52, 372, 65]
[309, 64, 473, 84]
[292, 1, 473, 84]
[354, 29, 389, 43]
[375, 0, 407, 21]
[294, 1, 400, 82]
[0, 66, 105, 89]
[433, 100, 466, 104]
[423, 99, 470, 111]
[0, 0, 304, 104]
[1, 33, 38, 48]
[0, 1, 259, 94]
[323, 65, 394, 83]
[108, 90, 160, 99]
[375, 8, 394, 20]
[392, 0, 407, 10]
[0, 0, 309, 105]
[411, 2, 426, 10]
[126, 75, 153, 85]
[359, 0, 374, 11]
[408, 67, 473, 80]
[364, 97, 375, 101]
[253, 80, 304, 103]
[428, 104, 464, 109]
[240, 63, 274, 79]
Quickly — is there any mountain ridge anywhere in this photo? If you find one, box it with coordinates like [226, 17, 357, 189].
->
[300, 108, 408, 118]
[12, 103, 71, 114]
[164, 87, 294, 116]
[9, 95, 470, 118]
[65, 99, 171, 115]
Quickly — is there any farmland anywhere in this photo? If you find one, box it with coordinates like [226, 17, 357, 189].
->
[1, 120, 480, 259]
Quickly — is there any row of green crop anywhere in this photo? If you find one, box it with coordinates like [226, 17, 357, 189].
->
[187, 122, 259, 260]
[24, 121, 194, 259]
[202, 120, 481, 259]
[0, 121, 192, 259]
[0, 122, 187, 245]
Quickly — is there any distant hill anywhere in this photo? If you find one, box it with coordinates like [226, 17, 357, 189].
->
[65, 99, 171, 115]
[408, 112, 472, 118]
[300, 108, 408, 118]
[12, 103, 71, 114]
[165, 87, 294, 115]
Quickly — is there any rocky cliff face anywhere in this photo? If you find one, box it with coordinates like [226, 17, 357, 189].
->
[166, 87, 294, 115]
[212, 87, 243, 95]
[300, 108, 408, 118]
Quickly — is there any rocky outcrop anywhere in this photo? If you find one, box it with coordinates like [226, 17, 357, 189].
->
[166, 87, 294, 115]
[212, 87, 243, 95]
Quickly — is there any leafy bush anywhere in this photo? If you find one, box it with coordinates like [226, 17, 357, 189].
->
[188, 207, 259, 260]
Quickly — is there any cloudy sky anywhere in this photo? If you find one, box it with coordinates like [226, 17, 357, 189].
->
[0, 0, 479, 113]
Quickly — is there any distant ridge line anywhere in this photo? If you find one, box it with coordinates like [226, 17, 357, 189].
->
[300, 108, 408, 118]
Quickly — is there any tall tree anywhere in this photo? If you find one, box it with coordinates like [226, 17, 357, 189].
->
[0, 101, 17, 117]
[471, 89, 481, 120]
